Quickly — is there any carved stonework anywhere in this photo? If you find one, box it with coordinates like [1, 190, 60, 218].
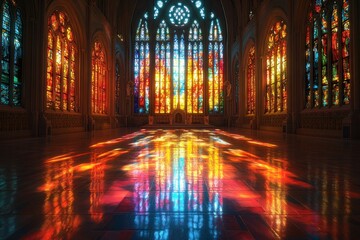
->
[45, 112, 83, 128]
[191, 115, 204, 124]
[300, 110, 349, 130]
[92, 115, 111, 129]
[244, 115, 254, 125]
[0, 111, 30, 132]
[172, 110, 186, 124]
[261, 114, 287, 127]
[155, 115, 170, 124]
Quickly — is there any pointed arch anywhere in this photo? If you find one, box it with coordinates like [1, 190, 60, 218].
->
[132, 1, 226, 117]
[208, 15, 224, 114]
[91, 40, 107, 114]
[187, 20, 204, 114]
[134, 15, 150, 114]
[265, 20, 287, 113]
[46, 10, 78, 111]
[155, 20, 171, 114]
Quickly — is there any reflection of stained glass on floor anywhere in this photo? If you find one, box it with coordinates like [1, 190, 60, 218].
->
[2, 129, 360, 239]
[123, 130, 224, 239]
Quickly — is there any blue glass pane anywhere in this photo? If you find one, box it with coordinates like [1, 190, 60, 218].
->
[0, 83, 9, 105]
[14, 9, 22, 88]
[13, 84, 21, 106]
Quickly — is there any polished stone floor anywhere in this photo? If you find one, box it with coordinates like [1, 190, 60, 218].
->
[1, 128, 360, 239]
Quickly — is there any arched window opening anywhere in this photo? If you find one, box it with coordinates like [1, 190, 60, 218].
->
[46, 11, 77, 111]
[91, 41, 107, 114]
[265, 21, 287, 113]
[133, 2, 224, 116]
[305, 0, 350, 109]
[134, 16, 150, 114]
[208, 16, 224, 114]
[1, 0, 22, 106]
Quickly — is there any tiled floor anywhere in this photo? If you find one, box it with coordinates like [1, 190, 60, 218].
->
[1, 128, 360, 239]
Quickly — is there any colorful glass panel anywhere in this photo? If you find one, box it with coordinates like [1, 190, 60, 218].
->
[155, 21, 171, 114]
[91, 41, 107, 114]
[331, 3, 339, 106]
[209, 18, 224, 114]
[305, 15, 311, 108]
[342, 0, 350, 105]
[46, 11, 77, 111]
[0, 1, 22, 106]
[321, 10, 329, 107]
[265, 21, 287, 113]
[187, 21, 203, 114]
[247, 46, 255, 115]
[12, 9, 21, 106]
[135, 1, 224, 116]
[169, 3, 190, 27]
[134, 19, 150, 114]
[1, 0, 11, 105]
[305, 0, 351, 108]
[134, 18, 150, 114]
[173, 34, 186, 110]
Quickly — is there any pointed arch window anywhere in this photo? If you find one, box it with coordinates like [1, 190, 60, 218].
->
[134, 16, 150, 114]
[173, 32, 186, 111]
[155, 20, 171, 114]
[265, 21, 287, 113]
[305, 0, 350, 108]
[247, 46, 256, 115]
[46, 11, 77, 111]
[208, 16, 224, 114]
[1, 0, 22, 106]
[187, 20, 203, 114]
[91, 41, 107, 114]
[134, 1, 224, 115]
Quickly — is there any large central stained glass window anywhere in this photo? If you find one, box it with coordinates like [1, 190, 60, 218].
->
[134, 0, 224, 115]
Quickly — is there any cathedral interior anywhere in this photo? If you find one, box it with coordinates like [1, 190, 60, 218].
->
[1, 0, 360, 239]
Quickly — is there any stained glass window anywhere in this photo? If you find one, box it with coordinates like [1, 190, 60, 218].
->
[187, 21, 203, 114]
[209, 17, 224, 114]
[305, 0, 351, 108]
[173, 33, 186, 110]
[265, 21, 287, 113]
[115, 61, 121, 114]
[91, 41, 107, 114]
[46, 11, 77, 111]
[134, 16, 150, 114]
[247, 46, 255, 115]
[305, 17, 311, 108]
[134, 1, 224, 116]
[1, 0, 22, 106]
[155, 20, 171, 114]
